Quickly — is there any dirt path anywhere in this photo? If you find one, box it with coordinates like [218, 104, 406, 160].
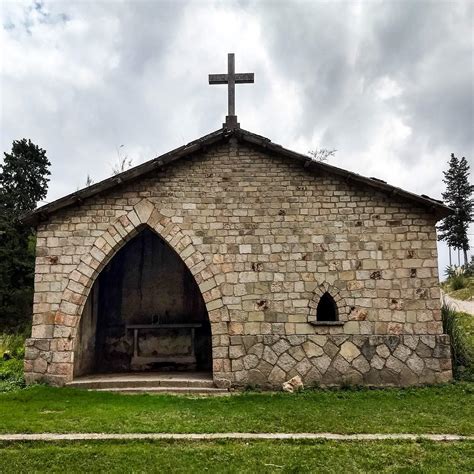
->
[0, 433, 472, 442]
[442, 292, 474, 315]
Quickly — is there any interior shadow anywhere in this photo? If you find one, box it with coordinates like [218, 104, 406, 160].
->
[74, 227, 212, 376]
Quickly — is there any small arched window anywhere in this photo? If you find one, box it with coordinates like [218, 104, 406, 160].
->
[316, 292, 338, 322]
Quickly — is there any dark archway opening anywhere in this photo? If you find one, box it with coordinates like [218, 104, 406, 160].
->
[316, 292, 338, 322]
[74, 227, 212, 376]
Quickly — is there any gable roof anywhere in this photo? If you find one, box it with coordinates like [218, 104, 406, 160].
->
[22, 127, 451, 226]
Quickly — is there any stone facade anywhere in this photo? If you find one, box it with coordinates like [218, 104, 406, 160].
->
[228, 334, 451, 387]
[24, 134, 452, 388]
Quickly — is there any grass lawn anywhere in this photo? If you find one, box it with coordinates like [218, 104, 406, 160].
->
[1, 383, 473, 435]
[443, 276, 474, 301]
[450, 286, 474, 301]
[0, 439, 472, 473]
[456, 311, 474, 351]
[443, 307, 474, 380]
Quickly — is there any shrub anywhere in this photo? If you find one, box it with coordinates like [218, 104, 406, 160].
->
[0, 332, 26, 359]
[442, 304, 473, 381]
[451, 274, 468, 291]
[444, 265, 460, 279]
[0, 359, 25, 393]
[0, 358, 24, 380]
[465, 258, 474, 277]
[0, 332, 26, 393]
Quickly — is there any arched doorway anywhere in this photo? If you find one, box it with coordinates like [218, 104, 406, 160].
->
[74, 227, 212, 377]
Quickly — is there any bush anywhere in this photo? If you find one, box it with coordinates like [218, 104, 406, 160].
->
[465, 258, 474, 277]
[444, 265, 459, 279]
[451, 274, 468, 291]
[0, 332, 26, 393]
[442, 304, 474, 381]
[0, 358, 24, 380]
[0, 332, 26, 359]
[0, 359, 25, 392]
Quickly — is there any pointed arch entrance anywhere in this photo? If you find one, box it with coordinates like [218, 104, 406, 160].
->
[74, 226, 212, 376]
[65, 200, 224, 379]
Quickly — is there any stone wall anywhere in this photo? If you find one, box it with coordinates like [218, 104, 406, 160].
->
[228, 334, 452, 388]
[24, 137, 451, 387]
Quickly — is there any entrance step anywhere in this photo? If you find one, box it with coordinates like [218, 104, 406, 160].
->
[92, 387, 229, 395]
[66, 372, 228, 395]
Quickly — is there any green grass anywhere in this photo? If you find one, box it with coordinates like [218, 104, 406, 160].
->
[0, 333, 26, 393]
[1, 383, 473, 435]
[443, 276, 474, 301]
[0, 332, 26, 358]
[0, 440, 472, 473]
[455, 311, 474, 380]
[442, 305, 474, 380]
[451, 285, 474, 301]
[456, 312, 474, 348]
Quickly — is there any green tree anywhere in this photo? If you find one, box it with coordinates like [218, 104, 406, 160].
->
[0, 139, 51, 332]
[438, 153, 474, 266]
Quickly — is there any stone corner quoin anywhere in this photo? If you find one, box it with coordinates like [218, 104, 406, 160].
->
[24, 139, 452, 389]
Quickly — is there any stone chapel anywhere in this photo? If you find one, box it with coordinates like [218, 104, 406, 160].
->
[23, 54, 453, 390]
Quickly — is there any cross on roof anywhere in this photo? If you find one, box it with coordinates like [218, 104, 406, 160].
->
[209, 53, 254, 130]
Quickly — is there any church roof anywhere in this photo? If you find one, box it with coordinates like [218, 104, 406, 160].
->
[22, 127, 451, 226]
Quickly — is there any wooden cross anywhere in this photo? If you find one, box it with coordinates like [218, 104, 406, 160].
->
[209, 53, 254, 129]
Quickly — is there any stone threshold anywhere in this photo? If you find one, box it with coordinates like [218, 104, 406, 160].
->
[0, 433, 472, 442]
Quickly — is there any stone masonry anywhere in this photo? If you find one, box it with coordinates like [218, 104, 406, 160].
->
[24, 132, 452, 388]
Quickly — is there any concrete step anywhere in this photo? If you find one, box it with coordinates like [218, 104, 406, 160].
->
[91, 386, 229, 395]
[66, 372, 222, 394]
[67, 378, 215, 390]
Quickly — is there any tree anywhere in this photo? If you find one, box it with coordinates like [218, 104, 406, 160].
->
[0, 139, 51, 216]
[437, 153, 474, 266]
[0, 139, 51, 332]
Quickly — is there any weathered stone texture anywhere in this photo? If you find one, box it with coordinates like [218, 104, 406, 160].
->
[24, 139, 450, 387]
[228, 334, 451, 388]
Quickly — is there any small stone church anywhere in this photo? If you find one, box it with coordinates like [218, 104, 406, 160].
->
[24, 54, 452, 390]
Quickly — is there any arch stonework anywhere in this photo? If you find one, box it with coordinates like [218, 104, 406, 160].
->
[47, 199, 227, 384]
[308, 282, 350, 324]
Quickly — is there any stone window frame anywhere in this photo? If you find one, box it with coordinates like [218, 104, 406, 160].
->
[308, 283, 349, 327]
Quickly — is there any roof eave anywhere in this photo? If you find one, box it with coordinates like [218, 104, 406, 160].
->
[21, 127, 228, 226]
[236, 129, 452, 220]
[22, 126, 452, 226]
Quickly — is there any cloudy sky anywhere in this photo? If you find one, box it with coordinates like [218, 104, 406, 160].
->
[1, 0, 473, 274]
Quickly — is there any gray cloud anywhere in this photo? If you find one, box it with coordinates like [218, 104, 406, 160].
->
[1, 0, 473, 271]
[255, 1, 473, 163]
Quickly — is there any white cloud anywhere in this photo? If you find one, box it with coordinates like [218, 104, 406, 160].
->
[0, 0, 472, 273]
[375, 76, 403, 101]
